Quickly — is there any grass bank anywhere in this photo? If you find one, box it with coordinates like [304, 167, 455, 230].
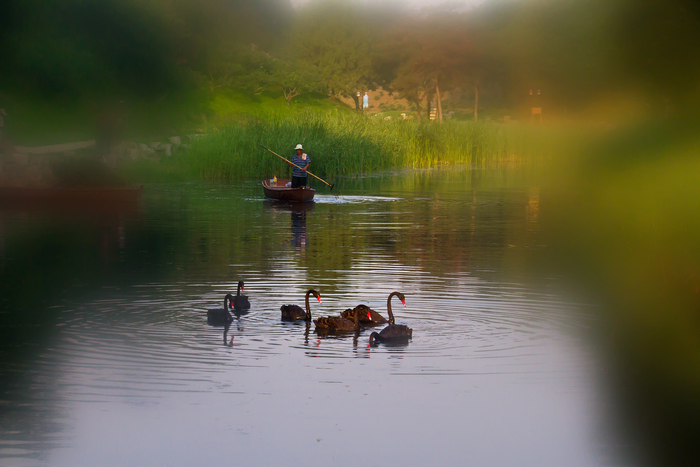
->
[122, 109, 567, 182]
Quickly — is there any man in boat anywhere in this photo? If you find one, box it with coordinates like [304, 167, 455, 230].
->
[290, 143, 310, 188]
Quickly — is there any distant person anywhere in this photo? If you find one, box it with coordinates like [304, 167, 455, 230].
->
[363, 92, 369, 110]
[290, 144, 310, 188]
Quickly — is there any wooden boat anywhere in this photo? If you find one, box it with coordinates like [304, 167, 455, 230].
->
[0, 185, 143, 213]
[262, 179, 315, 203]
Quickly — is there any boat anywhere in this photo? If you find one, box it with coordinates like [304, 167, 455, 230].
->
[262, 179, 315, 203]
[0, 185, 143, 213]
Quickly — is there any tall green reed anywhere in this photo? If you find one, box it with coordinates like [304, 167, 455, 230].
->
[182, 109, 538, 181]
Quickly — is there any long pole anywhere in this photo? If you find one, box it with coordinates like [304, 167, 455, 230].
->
[261, 145, 334, 191]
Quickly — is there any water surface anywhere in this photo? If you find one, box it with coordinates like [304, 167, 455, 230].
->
[0, 169, 616, 466]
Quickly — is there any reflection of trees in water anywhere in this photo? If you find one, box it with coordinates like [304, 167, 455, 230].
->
[0, 205, 187, 459]
[181, 174, 541, 285]
[343, 189, 538, 282]
[0, 177, 543, 462]
[287, 168, 540, 281]
[119, 179, 540, 286]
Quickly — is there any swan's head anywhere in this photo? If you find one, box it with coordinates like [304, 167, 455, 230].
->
[310, 290, 322, 303]
[394, 291, 406, 306]
[369, 332, 379, 346]
[238, 281, 245, 291]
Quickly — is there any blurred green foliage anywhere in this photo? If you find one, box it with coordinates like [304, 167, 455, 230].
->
[2, 1, 700, 463]
[542, 113, 700, 465]
[2, 0, 698, 144]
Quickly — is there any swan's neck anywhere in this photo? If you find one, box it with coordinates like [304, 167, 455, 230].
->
[387, 293, 396, 325]
[353, 308, 360, 331]
[387, 292, 405, 325]
[236, 283, 242, 297]
[369, 332, 379, 345]
[304, 291, 312, 320]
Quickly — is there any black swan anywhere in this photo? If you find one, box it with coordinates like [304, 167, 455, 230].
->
[369, 292, 412, 345]
[314, 307, 369, 333]
[281, 289, 321, 321]
[232, 281, 250, 309]
[341, 304, 388, 325]
[207, 294, 236, 325]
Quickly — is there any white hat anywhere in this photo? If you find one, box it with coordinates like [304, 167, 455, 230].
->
[294, 144, 303, 150]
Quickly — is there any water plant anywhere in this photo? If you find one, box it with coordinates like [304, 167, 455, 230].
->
[173, 109, 543, 181]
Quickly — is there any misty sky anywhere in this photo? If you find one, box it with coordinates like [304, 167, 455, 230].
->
[290, 0, 489, 10]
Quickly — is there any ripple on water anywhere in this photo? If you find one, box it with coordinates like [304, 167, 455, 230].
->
[1, 179, 608, 467]
[314, 194, 401, 204]
[37, 258, 582, 400]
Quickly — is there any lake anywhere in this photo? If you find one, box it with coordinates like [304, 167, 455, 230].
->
[0, 168, 622, 466]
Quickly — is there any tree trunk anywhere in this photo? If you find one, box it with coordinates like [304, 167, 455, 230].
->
[474, 84, 479, 122]
[426, 89, 434, 121]
[435, 78, 443, 122]
[283, 87, 299, 106]
[352, 93, 361, 112]
[412, 100, 422, 122]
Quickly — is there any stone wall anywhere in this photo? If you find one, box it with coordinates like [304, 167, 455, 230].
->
[0, 134, 204, 187]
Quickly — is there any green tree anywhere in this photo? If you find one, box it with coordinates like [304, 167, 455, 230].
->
[269, 54, 321, 105]
[612, 0, 700, 111]
[291, 1, 382, 110]
[0, 0, 179, 99]
[222, 48, 320, 105]
[375, 10, 479, 122]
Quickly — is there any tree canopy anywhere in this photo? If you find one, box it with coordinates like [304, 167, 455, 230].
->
[2, 0, 698, 119]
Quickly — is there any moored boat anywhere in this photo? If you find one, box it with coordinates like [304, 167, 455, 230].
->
[0, 185, 143, 213]
[262, 179, 315, 202]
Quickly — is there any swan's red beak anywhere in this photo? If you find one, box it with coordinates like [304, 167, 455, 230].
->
[316, 296, 322, 303]
[401, 299, 406, 306]
[367, 311, 372, 320]
[241, 285, 245, 291]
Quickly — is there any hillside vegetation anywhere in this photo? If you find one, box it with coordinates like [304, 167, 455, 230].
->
[2, 0, 698, 146]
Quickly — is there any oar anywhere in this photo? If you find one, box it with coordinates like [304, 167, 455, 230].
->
[262, 145, 334, 191]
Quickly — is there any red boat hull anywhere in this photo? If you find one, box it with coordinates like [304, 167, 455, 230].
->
[262, 179, 315, 202]
[0, 185, 143, 213]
